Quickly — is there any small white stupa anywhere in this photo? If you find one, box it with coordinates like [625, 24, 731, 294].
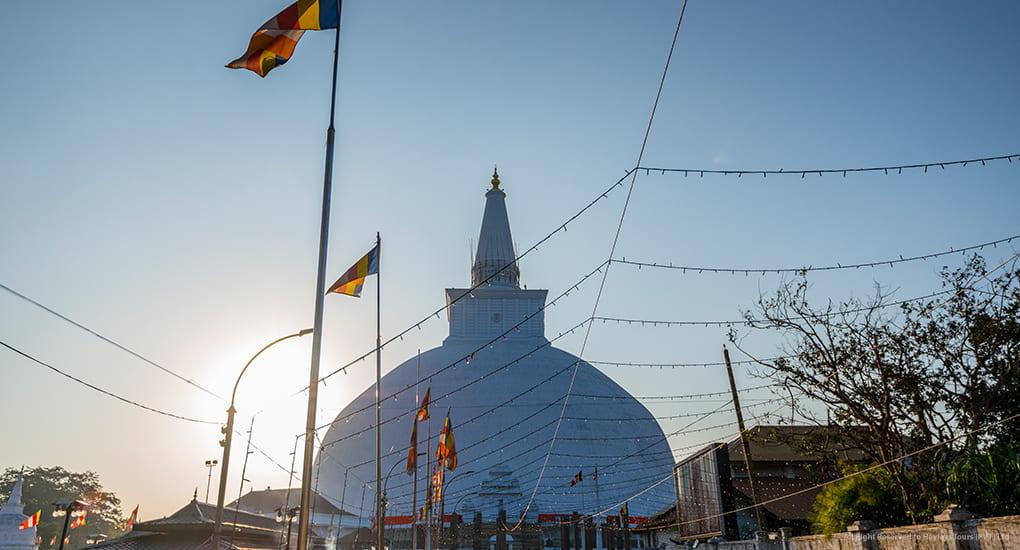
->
[0, 476, 38, 550]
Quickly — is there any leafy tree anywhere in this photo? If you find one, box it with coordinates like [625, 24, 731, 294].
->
[944, 443, 1020, 517]
[736, 255, 1020, 524]
[811, 464, 907, 534]
[0, 466, 124, 550]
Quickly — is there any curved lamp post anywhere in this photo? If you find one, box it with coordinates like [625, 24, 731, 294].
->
[211, 328, 313, 550]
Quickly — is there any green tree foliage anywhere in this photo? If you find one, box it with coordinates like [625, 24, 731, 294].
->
[811, 465, 907, 534]
[0, 466, 123, 550]
[944, 443, 1020, 517]
[740, 255, 1020, 525]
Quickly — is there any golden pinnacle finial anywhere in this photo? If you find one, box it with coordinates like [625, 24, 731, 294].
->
[491, 166, 500, 189]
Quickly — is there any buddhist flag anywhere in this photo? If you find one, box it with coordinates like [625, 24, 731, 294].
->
[620, 502, 628, 517]
[69, 511, 87, 530]
[406, 421, 418, 475]
[327, 243, 380, 297]
[570, 470, 582, 487]
[48, 536, 56, 546]
[227, 0, 340, 77]
[436, 410, 457, 470]
[18, 510, 40, 530]
[432, 467, 444, 502]
[126, 506, 139, 530]
[416, 387, 431, 422]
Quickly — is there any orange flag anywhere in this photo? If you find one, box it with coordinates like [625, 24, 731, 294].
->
[416, 388, 430, 422]
[406, 421, 418, 475]
[126, 506, 139, 530]
[69, 511, 87, 530]
[436, 410, 457, 470]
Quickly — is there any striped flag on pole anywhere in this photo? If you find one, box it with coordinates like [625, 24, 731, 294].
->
[227, 0, 340, 77]
[18, 511, 40, 530]
[326, 243, 380, 297]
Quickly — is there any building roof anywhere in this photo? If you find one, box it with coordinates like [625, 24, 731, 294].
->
[133, 499, 279, 535]
[726, 425, 868, 463]
[83, 531, 247, 550]
[228, 488, 353, 517]
[84, 498, 283, 550]
[731, 478, 821, 522]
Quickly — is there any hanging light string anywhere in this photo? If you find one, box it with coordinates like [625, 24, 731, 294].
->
[311, 258, 611, 430]
[661, 409, 1020, 530]
[610, 233, 1019, 275]
[562, 396, 785, 421]
[636, 152, 1019, 179]
[594, 287, 954, 328]
[513, 0, 694, 532]
[524, 401, 789, 521]
[541, 401, 793, 524]
[299, 168, 634, 394]
[572, 383, 775, 401]
[589, 356, 787, 368]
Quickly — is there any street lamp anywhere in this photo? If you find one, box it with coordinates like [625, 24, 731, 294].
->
[204, 459, 219, 502]
[212, 328, 314, 550]
[436, 470, 474, 548]
[379, 455, 422, 547]
[52, 500, 88, 550]
[276, 506, 301, 550]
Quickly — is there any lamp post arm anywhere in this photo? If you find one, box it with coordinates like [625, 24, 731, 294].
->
[212, 328, 313, 550]
[231, 328, 313, 406]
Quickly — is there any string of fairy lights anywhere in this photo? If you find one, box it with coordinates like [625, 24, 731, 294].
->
[610, 232, 1020, 276]
[0, 105, 1016, 532]
[636, 152, 1019, 179]
[1, 0, 1017, 533]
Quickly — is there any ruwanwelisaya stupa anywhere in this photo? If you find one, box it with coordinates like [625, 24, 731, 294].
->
[316, 170, 674, 522]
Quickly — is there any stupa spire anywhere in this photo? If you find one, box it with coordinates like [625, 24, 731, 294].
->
[472, 168, 519, 287]
[0, 475, 23, 514]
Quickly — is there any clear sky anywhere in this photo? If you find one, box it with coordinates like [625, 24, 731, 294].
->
[2, 1, 1018, 519]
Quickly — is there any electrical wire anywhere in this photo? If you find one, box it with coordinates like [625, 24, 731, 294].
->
[513, 0, 693, 531]
[1, 339, 219, 425]
[0, 282, 225, 402]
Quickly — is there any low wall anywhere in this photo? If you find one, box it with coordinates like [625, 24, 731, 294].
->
[680, 508, 1020, 550]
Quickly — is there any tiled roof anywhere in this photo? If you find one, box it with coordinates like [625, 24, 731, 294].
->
[227, 488, 352, 517]
[83, 531, 269, 550]
[727, 425, 868, 463]
[133, 499, 279, 534]
[731, 478, 821, 521]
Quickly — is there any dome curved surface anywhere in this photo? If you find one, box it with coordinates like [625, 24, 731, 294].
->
[314, 176, 674, 523]
[316, 340, 675, 521]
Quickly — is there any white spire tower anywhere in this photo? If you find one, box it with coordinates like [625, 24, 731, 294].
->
[471, 167, 520, 287]
[1, 476, 37, 550]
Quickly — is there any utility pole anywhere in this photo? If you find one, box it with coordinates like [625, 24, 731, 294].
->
[722, 346, 767, 533]
[205, 460, 219, 503]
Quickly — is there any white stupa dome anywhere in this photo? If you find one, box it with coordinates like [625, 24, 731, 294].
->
[316, 170, 674, 523]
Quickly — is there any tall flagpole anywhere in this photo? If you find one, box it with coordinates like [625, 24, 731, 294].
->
[376, 232, 383, 550]
[297, 2, 344, 549]
[412, 351, 420, 550]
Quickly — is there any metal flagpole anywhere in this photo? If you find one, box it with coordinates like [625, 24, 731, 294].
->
[412, 351, 420, 550]
[425, 391, 433, 550]
[376, 232, 383, 550]
[297, 2, 344, 548]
